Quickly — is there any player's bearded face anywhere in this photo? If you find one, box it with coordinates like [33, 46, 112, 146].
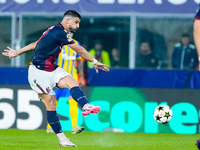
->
[69, 25, 77, 33]
[69, 17, 80, 33]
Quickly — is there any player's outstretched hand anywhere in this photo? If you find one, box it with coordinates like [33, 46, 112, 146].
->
[2, 47, 18, 58]
[94, 62, 110, 73]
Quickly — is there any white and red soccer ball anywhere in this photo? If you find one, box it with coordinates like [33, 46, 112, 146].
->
[153, 105, 173, 124]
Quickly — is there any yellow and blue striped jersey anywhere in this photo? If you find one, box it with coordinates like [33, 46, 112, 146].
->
[55, 39, 81, 80]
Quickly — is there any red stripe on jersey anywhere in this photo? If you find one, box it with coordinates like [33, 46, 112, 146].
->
[38, 27, 53, 41]
[38, 23, 62, 42]
[194, 16, 200, 21]
[36, 83, 46, 94]
[61, 41, 75, 47]
[44, 50, 61, 72]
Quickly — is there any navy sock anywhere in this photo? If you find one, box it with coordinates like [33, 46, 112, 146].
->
[47, 111, 62, 134]
[70, 86, 89, 108]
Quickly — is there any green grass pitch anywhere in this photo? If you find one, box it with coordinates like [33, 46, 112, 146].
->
[0, 129, 199, 150]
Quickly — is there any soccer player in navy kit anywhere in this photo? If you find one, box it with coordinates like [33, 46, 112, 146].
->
[2, 10, 109, 147]
[194, 4, 200, 149]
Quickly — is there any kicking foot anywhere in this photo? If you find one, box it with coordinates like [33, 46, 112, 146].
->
[72, 126, 84, 134]
[82, 104, 100, 117]
[59, 138, 76, 147]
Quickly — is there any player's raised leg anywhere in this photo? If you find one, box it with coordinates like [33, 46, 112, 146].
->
[40, 93, 76, 147]
[57, 75, 100, 117]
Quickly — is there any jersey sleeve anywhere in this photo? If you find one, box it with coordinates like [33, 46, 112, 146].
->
[194, 4, 200, 20]
[56, 30, 75, 47]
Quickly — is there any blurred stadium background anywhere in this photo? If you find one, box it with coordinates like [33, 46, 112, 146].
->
[1, 1, 200, 149]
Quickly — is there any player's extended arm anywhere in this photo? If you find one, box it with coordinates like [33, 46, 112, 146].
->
[77, 59, 84, 87]
[68, 43, 109, 73]
[2, 41, 38, 58]
[194, 20, 200, 70]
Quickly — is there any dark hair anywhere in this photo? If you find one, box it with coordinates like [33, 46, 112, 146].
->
[63, 10, 81, 19]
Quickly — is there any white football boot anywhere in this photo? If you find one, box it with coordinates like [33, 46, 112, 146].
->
[59, 138, 76, 147]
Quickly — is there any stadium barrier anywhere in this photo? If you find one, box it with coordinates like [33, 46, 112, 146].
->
[0, 68, 200, 134]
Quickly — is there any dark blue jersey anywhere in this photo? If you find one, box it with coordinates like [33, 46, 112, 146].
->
[194, 4, 200, 20]
[32, 23, 75, 72]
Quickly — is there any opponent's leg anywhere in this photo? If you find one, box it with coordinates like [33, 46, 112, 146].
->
[46, 122, 53, 133]
[68, 97, 84, 134]
[40, 94, 76, 147]
[57, 76, 100, 117]
[69, 97, 78, 129]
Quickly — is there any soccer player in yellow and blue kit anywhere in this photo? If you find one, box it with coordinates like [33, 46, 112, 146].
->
[47, 32, 84, 134]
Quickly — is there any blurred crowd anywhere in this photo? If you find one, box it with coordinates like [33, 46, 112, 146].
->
[81, 32, 198, 72]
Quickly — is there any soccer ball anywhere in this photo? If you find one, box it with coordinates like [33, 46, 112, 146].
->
[153, 105, 173, 124]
